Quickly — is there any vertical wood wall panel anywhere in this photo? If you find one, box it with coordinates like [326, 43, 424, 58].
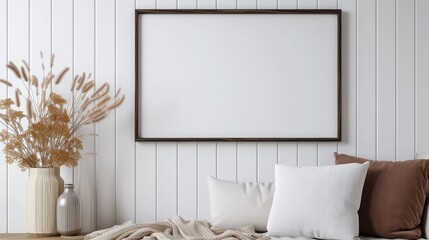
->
[178, 143, 197, 219]
[157, 143, 177, 220]
[95, 0, 116, 229]
[237, 143, 257, 182]
[258, 0, 277, 9]
[52, 0, 74, 184]
[74, 0, 96, 232]
[338, 0, 357, 157]
[278, 0, 297, 9]
[136, 0, 156, 9]
[298, 0, 317, 9]
[238, 0, 256, 9]
[318, 0, 337, 8]
[396, 0, 415, 160]
[115, 0, 136, 224]
[416, 0, 429, 154]
[157, 0, 177, 9]
[376, 0, 396, 160]
[197, 143, 216, 220]
[7, 0, 29, 232]
[216, 143, 237, 181]
[318, 143, 337, 166]
[278, 143, 297, 166]
[257, 143, 277, 182]
[178, 0, 197, 9]
[277, 143, 297, 165]
[357, 0, 376, 159]
[317, 0, 338, 166]
[217, 0, 237, 9]
[197, 0, 216, 9]
[0, 0, 6, 232]
[30, 0, 51, 72]
[297, 0, 318, 167]
[2, 0, 429, 232]
[136, 143, 157, 222]
[298, 143, 318, 167]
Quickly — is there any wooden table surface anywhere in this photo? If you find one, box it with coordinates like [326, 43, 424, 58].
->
[0, 234, 85, 240]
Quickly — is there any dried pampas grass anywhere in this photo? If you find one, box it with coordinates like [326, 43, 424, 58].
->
[55, 67, 69, 85]
[0, 79, 12, 87]
[26, 98, 32, 119]
[22, 60, 30, 72]
[0, 52, 125, 171]
[82, 81, 94, 93]
[15, 89, 22, 107]
[7, 61, 21, 79]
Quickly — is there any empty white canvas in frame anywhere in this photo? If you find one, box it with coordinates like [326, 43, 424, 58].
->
[136, 10, 341, 141]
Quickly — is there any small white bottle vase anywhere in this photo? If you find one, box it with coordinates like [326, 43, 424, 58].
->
[57, 184, 82, 236]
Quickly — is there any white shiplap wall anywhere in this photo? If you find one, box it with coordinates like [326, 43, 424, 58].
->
[0, 0, 429, 233]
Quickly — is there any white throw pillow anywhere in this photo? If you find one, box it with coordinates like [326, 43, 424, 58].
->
[207, 176, 274, 232]
[267, 162, 369, 240]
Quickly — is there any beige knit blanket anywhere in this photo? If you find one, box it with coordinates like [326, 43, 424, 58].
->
[85, 216, 270, 240]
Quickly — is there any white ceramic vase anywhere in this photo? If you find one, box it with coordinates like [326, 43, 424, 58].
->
[57, 184, 82, 236]
[26, 168, 64, 236]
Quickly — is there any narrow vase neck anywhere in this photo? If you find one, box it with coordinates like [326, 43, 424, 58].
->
[64, 184, 75, 193]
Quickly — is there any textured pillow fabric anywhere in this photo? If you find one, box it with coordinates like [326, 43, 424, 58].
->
[207, 176, 274, 232]
[267, 163, 369, 240]
[335, 153, 429, 239]
[417, 153, 429, 239]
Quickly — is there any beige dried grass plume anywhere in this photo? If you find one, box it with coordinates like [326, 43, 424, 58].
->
[0, 52, 125, 170]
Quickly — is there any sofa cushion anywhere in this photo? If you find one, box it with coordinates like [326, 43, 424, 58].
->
[335, 153, 429, 239]
[267, 163, 369, 240]
[416, 153, 429, 239]
[207, 176, 274, 232]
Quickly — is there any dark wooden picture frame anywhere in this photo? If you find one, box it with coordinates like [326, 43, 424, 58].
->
[135, 9, 342, 142]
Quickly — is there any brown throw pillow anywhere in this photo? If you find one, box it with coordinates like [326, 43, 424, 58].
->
[334, 152, 429, 239]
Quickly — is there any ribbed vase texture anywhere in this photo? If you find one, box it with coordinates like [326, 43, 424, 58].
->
[57, 184, 82, 236]
[26, 168, 64, 236]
